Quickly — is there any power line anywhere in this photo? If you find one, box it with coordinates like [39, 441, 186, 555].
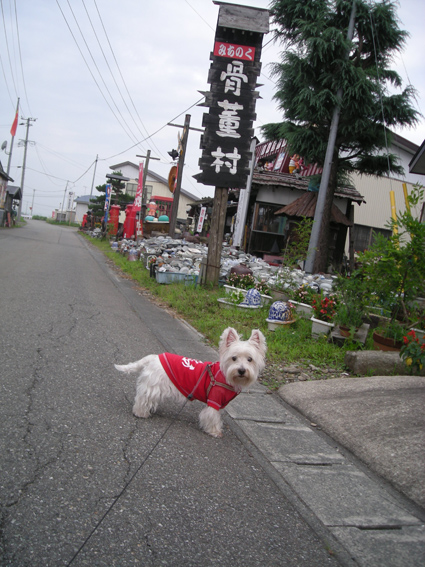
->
[92, 0, 167, 162]
[80, 0, 148, 154]
[55, 0, 145, 150]
[0, 0, 18, 98]
[101, 97, 204, 161]
[64, 0, 142, 146]
[13, 0, 32, 115]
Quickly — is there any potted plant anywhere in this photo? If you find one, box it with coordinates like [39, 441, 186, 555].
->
[400, 329, 425, 374]
[333, 274, 368, 337]
[269, 267, 299, 301]
[226, 272, 256, 292]
[373, 319, 406, 351]
[310, 294, 337, 337]
[290, 283, 316, 317]
[356, 183, 425, 348]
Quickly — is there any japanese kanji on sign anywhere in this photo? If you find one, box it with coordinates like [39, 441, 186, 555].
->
[194, 2, 269, 189]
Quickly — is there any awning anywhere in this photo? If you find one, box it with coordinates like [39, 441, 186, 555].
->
[274, 191, 353, 226]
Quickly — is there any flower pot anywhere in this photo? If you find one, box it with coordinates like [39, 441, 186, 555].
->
[270, 289, 291, 302]
[224, 285, 272, 306]
[266, 319, 296, 332]
[224, 284, 247, 297]
[372, 332, 403, 352]
[291, 300, 313, 317]
[338, 324, 360, 337]
[217, 298, 260, 310]
[339, 324, 350, 337]
[310, 316, 334, 338]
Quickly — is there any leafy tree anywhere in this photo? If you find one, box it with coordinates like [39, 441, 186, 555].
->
[262, 0, 419, 272]
[90, 171, 133, 220]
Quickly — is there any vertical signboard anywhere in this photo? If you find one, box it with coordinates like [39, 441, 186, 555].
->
[104, 183, 112, 224]
[197, 206, 207, 233]
[134, 162, 144, 238]
[194, 2, 269, 189]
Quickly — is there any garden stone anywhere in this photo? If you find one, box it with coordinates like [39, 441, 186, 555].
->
[344, 351, 406, 376]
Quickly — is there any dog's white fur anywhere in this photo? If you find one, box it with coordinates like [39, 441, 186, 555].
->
[115, 327, 266, 438]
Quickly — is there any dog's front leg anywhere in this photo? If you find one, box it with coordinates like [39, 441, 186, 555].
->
[199, 406, 223, 438]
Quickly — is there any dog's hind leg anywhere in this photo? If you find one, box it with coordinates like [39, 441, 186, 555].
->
[133, 378, 162, 418]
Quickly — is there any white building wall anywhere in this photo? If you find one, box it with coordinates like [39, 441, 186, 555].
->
[351, 173, 422, 231]
[75, 202, 88, 223]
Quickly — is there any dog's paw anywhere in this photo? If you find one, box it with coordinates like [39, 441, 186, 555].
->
[209, 430, 223, 438]
[132, 406, 151, 419]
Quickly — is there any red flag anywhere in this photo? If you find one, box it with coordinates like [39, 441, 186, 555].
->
[10, 109, 18, 137]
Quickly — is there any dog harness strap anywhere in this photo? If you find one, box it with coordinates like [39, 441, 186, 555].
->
[187, 365, 209, 400]
[205, 365, 235, 398]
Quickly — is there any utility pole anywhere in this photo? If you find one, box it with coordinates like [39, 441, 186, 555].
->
[61, 182, 69, 222]
[17, 116, 36, 222]
[168, 114, 191, 237]
[90, 154, 98, 197]
[31, 189, 35, 217]
[304, 0, 357, 273]
[135, 150, 160, 240]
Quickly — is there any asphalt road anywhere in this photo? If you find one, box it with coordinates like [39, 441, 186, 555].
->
[0, 221, 339, 566]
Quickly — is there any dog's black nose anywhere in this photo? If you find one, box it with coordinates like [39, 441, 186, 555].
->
[238, 368, 246, 376]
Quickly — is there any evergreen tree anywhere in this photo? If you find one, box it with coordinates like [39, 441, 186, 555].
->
[262, 0, 419, 272]
[90, 171, 133, 221]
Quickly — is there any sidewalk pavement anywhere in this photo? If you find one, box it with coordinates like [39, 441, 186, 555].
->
[224, 374, 425, 567]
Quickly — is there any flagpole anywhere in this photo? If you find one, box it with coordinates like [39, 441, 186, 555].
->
[6, 98, 19, 177]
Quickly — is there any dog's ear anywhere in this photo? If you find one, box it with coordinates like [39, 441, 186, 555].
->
[219, 327, 240, 351]
[249, 329, 267, 356]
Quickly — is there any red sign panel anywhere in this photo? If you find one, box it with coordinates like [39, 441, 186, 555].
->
[213, 42, 255, 61]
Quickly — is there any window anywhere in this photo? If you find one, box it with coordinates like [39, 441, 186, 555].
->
[253, 203, 287, 234]
[353, 225, 391, 252]
[125, 182, 137, 197]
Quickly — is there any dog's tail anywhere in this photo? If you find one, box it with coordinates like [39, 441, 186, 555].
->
[114, 359, 147, 374]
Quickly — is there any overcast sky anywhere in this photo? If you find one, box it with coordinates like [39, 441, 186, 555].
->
[1, 0, 424, 217]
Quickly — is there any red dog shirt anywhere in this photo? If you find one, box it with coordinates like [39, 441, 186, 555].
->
[158, 353, 237, 411]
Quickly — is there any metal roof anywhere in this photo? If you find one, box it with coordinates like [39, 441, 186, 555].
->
[274, 191, 353, 226]
[252, 170, 365, 203]
[409, 139, 425, 175]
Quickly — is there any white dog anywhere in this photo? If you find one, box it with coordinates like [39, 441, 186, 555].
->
[114, 327, 266, 438]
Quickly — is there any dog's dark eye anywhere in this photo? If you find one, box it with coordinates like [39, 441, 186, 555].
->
[232, 356, 237, 361]
[248, 357, 252, 362]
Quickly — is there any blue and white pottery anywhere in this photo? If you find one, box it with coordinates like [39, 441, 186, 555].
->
[240, 288, 262, 307]
[267, 301, 292, 322]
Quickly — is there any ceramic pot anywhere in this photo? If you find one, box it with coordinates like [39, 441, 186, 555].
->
[291, 300, 313, 317]
[310, 316, 334, 338]
[372, 332, 403, 351]
[339, 324, 360, 337]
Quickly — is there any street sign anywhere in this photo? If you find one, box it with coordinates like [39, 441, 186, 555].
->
[194, 3, 269, 189]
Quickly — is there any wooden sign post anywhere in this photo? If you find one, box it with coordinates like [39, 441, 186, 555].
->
[194, 1, 269, 285]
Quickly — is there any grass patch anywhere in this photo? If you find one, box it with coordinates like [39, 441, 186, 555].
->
[83, 234, 362, 388]
[46, 218, 80, 227]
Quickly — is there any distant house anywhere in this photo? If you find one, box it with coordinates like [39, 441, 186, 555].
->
[0, 161, 15, 226]
[109, 162, 198, 222]
[74, 195, 96, 224]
